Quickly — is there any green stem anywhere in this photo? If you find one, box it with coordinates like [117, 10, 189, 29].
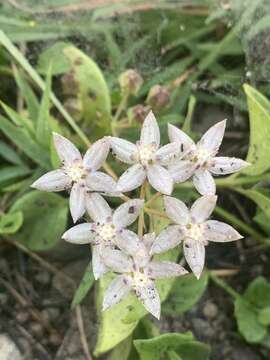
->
[209, 272, 240, 300]
[111, 93, 129, 136]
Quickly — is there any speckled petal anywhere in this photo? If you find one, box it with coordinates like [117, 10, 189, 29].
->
[190, 195, 217, 223]
[209, 157, 250, 175]
[193, 170, 216, 195]
[140, 111, 160, 147]
[53, 132, 82, 165]
[62, 223, 94, 244]
[69, 183, 86, 222]
[110, 137, 137, 164]
[197, 120, 226, 154]
[83, 137, 110, 171]
[113, 199, 144, 228]
[103, 275, 131, 311]
[203, 220, 243, 242]
[147, 164, 173, 195]
[85, 192, 112, 223]
[117, 164, 146, 192]
[31, 170, 71, 192]
[183, 239, 205, 279]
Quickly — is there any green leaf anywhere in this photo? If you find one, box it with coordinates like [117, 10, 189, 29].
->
[36, 65, 52, 148]
[253, 212, 270, 235]
[10, 191, 68, 250]
[134, 332, 210, 360]
[0, 115, 50, 169]
[71, 262, 95, 308]
[163, 273, 208, 315]
[258, 306, 270, 326]
[0, 140, 25, 165]
[238, 188, 270, 219]
[244, 276, 270, 309]
[63, 45, 111, 137]
[0, 211, 23, 234]
[0, 166, 31, 185]
[243, 84, 270, 175]
[37, 42, 72, 75]
[234, 298, 267, 344]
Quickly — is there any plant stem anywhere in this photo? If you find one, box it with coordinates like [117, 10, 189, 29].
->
[138, 181, 147, 237]
[209, 272, 240, 300]
[145, 192, 161, 207]
[111, 93, 129, 136]
[144, 207, 168, 219]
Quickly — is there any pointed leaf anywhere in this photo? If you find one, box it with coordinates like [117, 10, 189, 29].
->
[71, 262, 95, 308]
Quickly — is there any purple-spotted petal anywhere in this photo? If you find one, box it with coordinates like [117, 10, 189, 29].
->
[168, 160, 196, 183]
[140, 111, 160, 147]
[117, 164, 146, 192]
[103, 275, 131, 311]
[83, 138, 110, 171]
[164, 196, 189, 225]
[155, 142, 182, 165]
[85, 192, 112, 223]
[209, 157, 250, 175]
[190, 195, 217, 224]
[31, 170, 71, 192]
[197, 120, 226, 154]
[86, 171, 117, 194]
[69, 183, 86, 222]
[92, 245, 108, 280]
[113, 199, 144, 228]
[193, 170, 216, 195]
[168, 123, 195, 152]
[135, 280, 160, 319]
[116, 229, 148, 262]
[62, 223, 94, 244]
[147, 164, 173, 195]
[203, 220, 243, 242]
[183, 239, 205, 279]
[102, 249, 133, 273]
[110, 137, 137, 164]
[53, 132, 82, 165]
[147, 261, 188, 279]
[151, 225, 183, 254]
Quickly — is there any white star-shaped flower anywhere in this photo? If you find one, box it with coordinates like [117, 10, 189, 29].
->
[62, 193, 144, 279]
[168, 120, 250, 195]
[151, 195, 242, 279]
[101, 232, 188, 319]
[31, 133, 117, 222]
[110, 111, 185, 195]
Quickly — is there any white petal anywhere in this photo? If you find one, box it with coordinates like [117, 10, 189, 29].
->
[116, 229, 147, 260]
[197, 120, 226, 154]
[102, 249, 133, 273]
[209, 157, 250, 175]
[151, 225, 183, 254]
[164, 196, 189, 225]
[113, 199, 144, 228]
[168, 123, 195, 152]
[62, 223, 94, 244]
[103, 275, 131, 311]
[83, 137, 110, 172]
[117, 164, 146, 192]
[69, 183, 86, 222]
[183, 239, 205, 279]
[168, 160, 196, 183]
[147, 261, 188, 279]
[135, 280, 160, 319]
[31, 170, 71, 192]
[147, 164, 173, 195]
[53, 132, 82, 165]
[203, 220, 243, 242]
[155, 143, 182, 166]
[140, 111, 160, 147]
[86, 171, 117, 194]
[92, 245, 108, 280]
[190, 195, 217, 224]
[110, 137, 137, 164]
[193, 170, 216, 195]
[85, 192, 112, 223]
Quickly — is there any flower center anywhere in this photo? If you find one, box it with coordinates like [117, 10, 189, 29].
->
[97, 222, 116, 242]
[65, 162, 86, 182]
[186, 223, 204, 241]
[132, 270, 149, 288]
[136, 144, 156, 166]
[191, 147, 211, 167]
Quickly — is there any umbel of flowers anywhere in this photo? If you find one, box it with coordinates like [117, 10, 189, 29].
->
[32, 111, 248, 319]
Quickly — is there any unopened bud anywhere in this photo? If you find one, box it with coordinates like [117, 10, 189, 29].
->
[146, 85, 170, 111]
[127, 105, 150, 124]
[118, 69, 143, 95]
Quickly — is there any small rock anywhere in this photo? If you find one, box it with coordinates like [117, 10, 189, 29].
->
[0, 334, 22, 360]
[203, 301, 218, 319]
[41, 307, 60, 322]
[191, 318, 215, 339]
[16, 311, 30, 324]
[0, 292, 8, 306]
[35, 270, 51, 285]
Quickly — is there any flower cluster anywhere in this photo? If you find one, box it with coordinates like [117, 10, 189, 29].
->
[31, 111, 248, 319]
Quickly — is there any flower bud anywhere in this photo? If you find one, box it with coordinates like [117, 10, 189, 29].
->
[118, 69, 143, 95]
[146, 85, 170, 111]
[127, 105, 150, 124]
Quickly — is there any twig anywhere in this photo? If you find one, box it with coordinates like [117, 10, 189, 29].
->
[75, 305, 92, 360]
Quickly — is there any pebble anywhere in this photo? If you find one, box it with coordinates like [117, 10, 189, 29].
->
[203, 301, 218, 319]
[0, 334, 22, 360]
[35, 270, 51, 285]
[191, 318, 215, 339]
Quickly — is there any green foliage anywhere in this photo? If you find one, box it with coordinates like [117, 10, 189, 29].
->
[243, 84, 270, 176]
[71, 262, 95, 308]
[10, 191, 68, 250]
[235, 277, 270, 344]
[134, 332, 210, 360]
[163, 273, 208, 315]
[0, 211, 23, 234]
[37, 42, 72, 75]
